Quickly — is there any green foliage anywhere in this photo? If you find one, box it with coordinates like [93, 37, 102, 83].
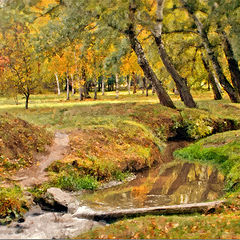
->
[172, 113, 214, 139]
[171, 109, 236, 140]
[54, 173, 99, 191]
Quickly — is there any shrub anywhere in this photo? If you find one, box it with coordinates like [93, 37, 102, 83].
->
[0, 186, 27, 223]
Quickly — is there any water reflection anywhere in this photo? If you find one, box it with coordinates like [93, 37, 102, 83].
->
[78, 161, 224, 211]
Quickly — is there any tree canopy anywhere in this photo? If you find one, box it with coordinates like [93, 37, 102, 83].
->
[0, 0, 240, 108]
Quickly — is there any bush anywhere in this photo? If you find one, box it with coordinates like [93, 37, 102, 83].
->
[172, 113, 214, 140]
[0, 186, 27, 223]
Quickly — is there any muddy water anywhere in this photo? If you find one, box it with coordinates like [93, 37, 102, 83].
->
[77, 141, 225, 211]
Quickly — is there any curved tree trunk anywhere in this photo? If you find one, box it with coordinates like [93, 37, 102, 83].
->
[201, 54, 222, 100]
[153, 0, 197, 108]
[220, 30, 240, 96]
[127, 0, 176, 109]
[180, 0, 240, 103]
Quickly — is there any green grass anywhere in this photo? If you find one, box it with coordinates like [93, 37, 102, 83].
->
[54, 174, 99, 191]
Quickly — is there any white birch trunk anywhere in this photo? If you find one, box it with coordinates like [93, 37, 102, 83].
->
[55, 73, 61, 95]
[102, 78, 105, 96]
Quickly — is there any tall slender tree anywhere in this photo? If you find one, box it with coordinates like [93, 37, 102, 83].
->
[126, 0, 176, 108]
[152, 0, 197, 108]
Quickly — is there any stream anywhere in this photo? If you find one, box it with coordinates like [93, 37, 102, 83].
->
[77, 162, 224, 212]
[76, 142, 224, 211]
[0, 141, 225, 239]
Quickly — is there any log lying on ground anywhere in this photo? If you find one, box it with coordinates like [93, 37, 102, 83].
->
[73, 200, 224, 222]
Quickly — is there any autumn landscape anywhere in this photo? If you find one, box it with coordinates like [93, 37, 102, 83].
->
[0, 0, 240, 239]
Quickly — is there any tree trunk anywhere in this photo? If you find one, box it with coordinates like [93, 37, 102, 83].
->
[66, 75, 70, 101]
[55, 73, 61, 95]
[25, 91, 30, 109]
[146, 79, 150, 97]
[76, 74, 83, 101]
[71, 74, 75, 95]
[115, 73, 119, 99]
[153, 0, 197, 108]
[201, 54, 222, 100]
[82, 67, 90, 98]
[127, 1, 175, 109]
[142, 76, 146, 94]
[83, 82, 90, 98]
[180, 0, 240, 103]
[94, 76, 98, 100]
[127, 75, 131, 94]
[102, 78, 105, 96]
[79, 86, 84, 101]
[132, 72, 137, 94]
[220, 30, 240, 96]
[152, 85, 155, 95]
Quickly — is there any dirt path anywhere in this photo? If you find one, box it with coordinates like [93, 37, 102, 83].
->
[12, 132, 69, 188]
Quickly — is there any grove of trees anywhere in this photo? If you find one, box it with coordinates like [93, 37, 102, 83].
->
[0, 0, 240, 109]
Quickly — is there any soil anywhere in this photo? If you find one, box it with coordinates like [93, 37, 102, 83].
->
[11, 132, 69, 188]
